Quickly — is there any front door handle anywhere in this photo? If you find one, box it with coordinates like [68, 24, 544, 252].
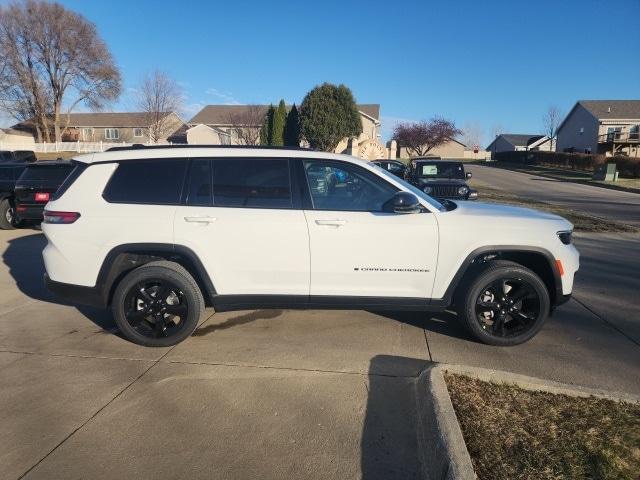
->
[315, 219, 347, 227]
[184, 216, 217, 224]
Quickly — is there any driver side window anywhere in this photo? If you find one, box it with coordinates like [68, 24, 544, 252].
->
[303, 160, 397, 212]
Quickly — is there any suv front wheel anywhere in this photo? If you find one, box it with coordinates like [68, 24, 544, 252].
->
[112, 261, 205, 347]
[456, 260, 550, 346]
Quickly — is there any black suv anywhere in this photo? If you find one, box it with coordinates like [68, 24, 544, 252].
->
[370, 159, 406, 178]
[405, 158, 477, 201]
[14, 160, 75, 224]
[0, 150, 37, 163]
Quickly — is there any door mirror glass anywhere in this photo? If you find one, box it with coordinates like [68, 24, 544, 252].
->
[382, 191, 421, 214]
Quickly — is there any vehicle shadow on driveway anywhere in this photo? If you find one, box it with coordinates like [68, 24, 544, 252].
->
[2, 232, 116, 331]
[370, 309, 474, 343]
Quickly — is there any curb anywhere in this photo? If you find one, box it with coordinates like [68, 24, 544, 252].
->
[414, 364, 640, 480]
[415, 364, 475, 480]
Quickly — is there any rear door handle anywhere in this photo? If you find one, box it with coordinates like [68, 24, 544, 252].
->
[184, 216, 217, 224]
[315, 219, 347, 227]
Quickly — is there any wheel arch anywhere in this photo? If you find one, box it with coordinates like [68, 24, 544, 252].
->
[436, 246, 562, 308]
[95, 243, 216, 307]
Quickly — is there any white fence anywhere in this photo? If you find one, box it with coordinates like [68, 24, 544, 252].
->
[0, 141, 161, 153]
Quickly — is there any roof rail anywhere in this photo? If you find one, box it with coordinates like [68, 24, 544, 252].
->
[105, 144, 316, 152]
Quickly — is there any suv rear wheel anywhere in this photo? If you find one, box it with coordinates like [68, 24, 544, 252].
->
[0, 198, 16, 230]
[112, 261, 205, 347]
[456, 260, 550, 346]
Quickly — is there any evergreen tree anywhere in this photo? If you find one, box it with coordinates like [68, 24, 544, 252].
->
[271, 99, 286, 146]
[284, 104, 301, 147]
[260, 104, 275, 145]
[300, 83, 362, 151]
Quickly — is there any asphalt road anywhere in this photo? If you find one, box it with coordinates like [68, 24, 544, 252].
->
[467, 164, 640, 227]
[1, 226, 639, 479]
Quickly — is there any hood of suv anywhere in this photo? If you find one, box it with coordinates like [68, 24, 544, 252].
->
[449, 200, 572, 229]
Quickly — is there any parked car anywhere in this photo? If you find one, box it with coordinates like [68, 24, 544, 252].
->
[0, 162, 29, 229]
[0, 150, 36, 163]
[405, 158, 478, 200]
[42, 145, 578, 348]
[14, 160, 75, 224]
[370, 159, 406, 178]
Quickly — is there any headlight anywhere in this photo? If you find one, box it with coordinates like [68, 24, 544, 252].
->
[557, 230, 573, 245]
[423, 186, 433, 194]
[457, 186, 469, 196]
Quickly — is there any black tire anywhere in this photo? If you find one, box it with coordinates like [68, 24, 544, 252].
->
[0, 198, 16, 230]
[112, 260, 204, 347]
[455, 260, 550, 346]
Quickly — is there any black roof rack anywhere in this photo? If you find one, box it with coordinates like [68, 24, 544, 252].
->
[105, 144, 316, 152]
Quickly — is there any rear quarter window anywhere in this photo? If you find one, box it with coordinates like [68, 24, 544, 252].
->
[103, 159, 188, 205]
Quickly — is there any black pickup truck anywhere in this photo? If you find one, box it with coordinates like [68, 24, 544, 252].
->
[0, 160, 74, 229]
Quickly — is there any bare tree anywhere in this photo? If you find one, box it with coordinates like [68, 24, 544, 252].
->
[461, 121, 484, 150]
[226, 105, 266, 145]
[0, 0, 121, 142]
[542, 105, 562, 147]
[490, 123, 504, 140]
[136, 70, 183, 143]
[392, 117, 462, 156]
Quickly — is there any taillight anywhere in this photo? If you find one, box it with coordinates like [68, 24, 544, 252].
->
[43, 210, 80, 224]
[35, 192, 50, 202]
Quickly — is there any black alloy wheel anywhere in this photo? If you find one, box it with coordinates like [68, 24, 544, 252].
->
[123, 279, 189, 339]
[456, 260, 550, 346]
[112, 261, 204, 347]
[475, 277, 541, 338]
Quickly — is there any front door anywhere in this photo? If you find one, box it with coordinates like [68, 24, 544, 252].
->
[301, 159, 438, 299]
[173, 158, 310, 296]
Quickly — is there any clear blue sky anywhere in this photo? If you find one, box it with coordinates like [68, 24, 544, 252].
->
[4, 0, 640, 145]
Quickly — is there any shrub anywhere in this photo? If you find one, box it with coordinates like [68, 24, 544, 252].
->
[494, 151, 639, 178]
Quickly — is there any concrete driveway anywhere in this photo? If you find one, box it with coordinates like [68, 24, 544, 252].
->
[1, 228, 639, 479]
[467, 164, 640, 227]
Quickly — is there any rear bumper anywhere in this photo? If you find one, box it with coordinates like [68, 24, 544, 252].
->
[44, 273, 106, 307]
[16, 204, 45, 221]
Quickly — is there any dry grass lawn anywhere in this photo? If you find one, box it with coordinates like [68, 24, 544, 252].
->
[476, 186, 637, 233]
[445, 373, 640, 480]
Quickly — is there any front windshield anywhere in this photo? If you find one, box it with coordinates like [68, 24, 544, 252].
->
[416, 162, 464, 179]
[376, 167, 446, 211]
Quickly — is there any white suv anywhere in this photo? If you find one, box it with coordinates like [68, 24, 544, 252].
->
[42, 146, 579, 347]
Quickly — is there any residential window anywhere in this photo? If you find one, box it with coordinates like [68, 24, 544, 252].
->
[212, 158, 291, 209]
[103, 159, 188, 204]
[105, 128, 120, 140]
[82, 128, 93, 141]
[133, 128, 143, 138]
[219, 131, 231, 145]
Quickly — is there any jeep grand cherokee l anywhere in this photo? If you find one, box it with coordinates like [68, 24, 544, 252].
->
[42, 146, 579, 347]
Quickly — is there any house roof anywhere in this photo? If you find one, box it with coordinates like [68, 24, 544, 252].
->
[494, 134, 545, 147]
[0, 128, 33, 137]
[578, 100, 640, 120]
[189, 104, 380, 125]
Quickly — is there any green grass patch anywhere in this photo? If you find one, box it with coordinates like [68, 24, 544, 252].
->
[445, 373, 640, 480]
[475, 186, 637, 233]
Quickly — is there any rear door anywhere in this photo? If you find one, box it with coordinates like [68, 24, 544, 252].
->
[15, 163, 75, 207]
[173, 157, 310, 296]
[301, 159, 439, 299]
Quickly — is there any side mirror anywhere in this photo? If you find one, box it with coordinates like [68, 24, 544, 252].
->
[383, 191, 421, 214]
[466, 172, 472, 179]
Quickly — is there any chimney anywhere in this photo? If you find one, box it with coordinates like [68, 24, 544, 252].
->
[607, 106, 611, 113]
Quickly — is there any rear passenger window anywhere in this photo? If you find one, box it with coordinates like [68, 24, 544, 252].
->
[212, 158, 291, 208]
[185, 159, 212, 206]
[103, 159, 188, 204]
